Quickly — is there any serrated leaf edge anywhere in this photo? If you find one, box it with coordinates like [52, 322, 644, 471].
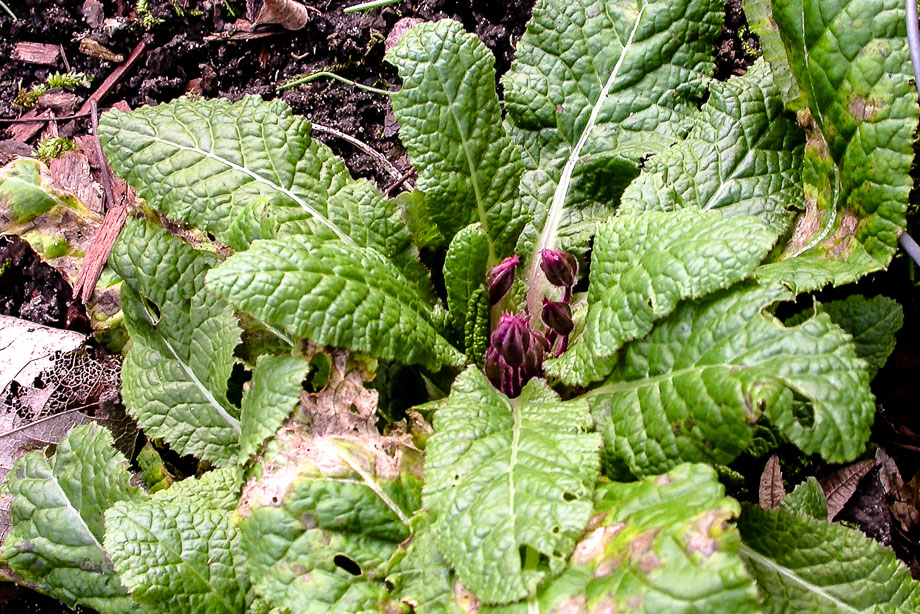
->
[138, 308, 241, 435]
[108, 504, 239, 613]
[128, 131, 356, 245]
[740, 544, 860, 613]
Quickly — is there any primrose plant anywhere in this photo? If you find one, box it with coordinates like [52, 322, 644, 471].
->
[3, 0, 920, 612]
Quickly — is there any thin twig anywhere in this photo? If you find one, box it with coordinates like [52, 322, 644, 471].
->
[343, 0, 402, 13]
[384, 167, 416, 195]
[278, 71, 391, 95]
[0, 112, 91, 124]
[90, 101, 117, 212]
[311, 122, 404, 181]
[0, 0, 17, 20]
[0, 404, 100, 440]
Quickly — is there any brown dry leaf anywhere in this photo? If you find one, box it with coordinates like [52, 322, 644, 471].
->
[821, 458, 876, 520]
[0, 315, 134, 541]
[876, 448, 920, 532]
[299, 347, 381, 437]
[250, 0, 310, 30]
[758, 454, 785, 510]
[238, 347, 420, 518]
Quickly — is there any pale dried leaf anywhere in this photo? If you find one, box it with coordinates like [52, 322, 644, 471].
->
[759, 454, 785, 510]
[876, 448, 920, 532]
[299, 347, 381, 437]
[820, 459, 875, 520]
[252, 0, 309, 30]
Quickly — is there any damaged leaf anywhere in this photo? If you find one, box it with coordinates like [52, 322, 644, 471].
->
[820, 459, 875, 520]
[759, 455, 784, 511]
[485, 464, 759, 614]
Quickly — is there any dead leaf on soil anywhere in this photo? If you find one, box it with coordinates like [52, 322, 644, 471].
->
[876, 448, 920, 532]
[249, 0, 310, 30]
[758, 454, 785, 510]
[0, 315, 136, 541]
[821, 458, 876, 520]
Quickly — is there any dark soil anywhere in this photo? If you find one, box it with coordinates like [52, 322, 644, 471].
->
[0, 234, 91, 334]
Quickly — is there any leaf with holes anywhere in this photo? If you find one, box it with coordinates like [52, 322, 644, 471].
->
[423, 368, 601, 604]
[237, 422, 423, 613]
[109, 217, 242, 466]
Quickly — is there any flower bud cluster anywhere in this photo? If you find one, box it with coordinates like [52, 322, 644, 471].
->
[481, 249, 578, 397]
[485, 313, 548, 398]
[539, 249, 577, 355]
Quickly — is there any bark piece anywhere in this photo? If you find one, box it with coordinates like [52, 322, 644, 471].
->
[11, 42, 60, 65]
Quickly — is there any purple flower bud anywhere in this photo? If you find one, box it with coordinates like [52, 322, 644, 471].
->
[540, 249, 578, 288]
[486, 255, 519, 305]
[524, 330, 547, 377]
[490, 313, 530, 367]
[541, 299, 574, 336]
[484, 346, 503, 390]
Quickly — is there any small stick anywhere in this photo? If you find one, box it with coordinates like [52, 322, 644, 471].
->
[90, 101, 117, 212]
[0, 112, 91, 124]
[72, 41, 146, 119]
[278, 71, 391, 95]
[384, 167, 416, 195]
[311, 121, 404, 181]
[72, 101, 128, 303]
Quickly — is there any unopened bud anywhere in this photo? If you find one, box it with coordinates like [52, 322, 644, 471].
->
[540, 249, 578, 288]
[486, 255, 519, 305]
[484, 346, 503, 390]
[490, 313, 530, 367]
[541, 299, 574, 336]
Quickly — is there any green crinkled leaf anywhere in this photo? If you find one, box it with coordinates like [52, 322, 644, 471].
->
[788, 295, 902, 379]
[100, 97, 343, 249]
[239, 354, 310, 463]
[780, 477, 827, 520]
[591, 283, 874, 478]
[486, 464, 760, 614]
[237, 428, 423, 614]
[738, 504, 920, 613]
[752, 0, 919, 287]
[109, 217, 242, 465]
[386, 512, 464, 614]
[443, 224, 490, 355]
[387, 19, 525, 253]
[206, 237, 464, 371]
[586, 210, 778, 358]
[1, 424, 141, 614]
[104, 468, 250, 613]
[424, 368, 601, 604]
[620, 59, 804, 234]
[506, 0, 723, 318]
[100, 96, 419, 255]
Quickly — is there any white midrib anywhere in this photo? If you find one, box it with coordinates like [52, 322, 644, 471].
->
[739, 545, 860, 613]
[526, 6, 646, 317]
[324, 438, 410, 526]
[48, 473, 107, 554]
[159, 334, 241, 434]
[141, 134, 356, 245]
[508, 400, 522, 527]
